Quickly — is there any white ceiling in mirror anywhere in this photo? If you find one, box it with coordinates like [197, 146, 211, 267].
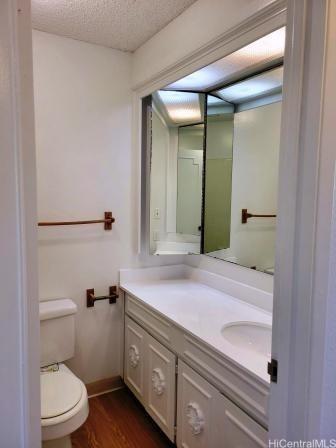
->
[216, 66, 283, 103]
[156, 91, 202, 125]
[165, 27, 286, 91]
[207, 96, 230, 106]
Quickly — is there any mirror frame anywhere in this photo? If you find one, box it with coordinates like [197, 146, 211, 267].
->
[137, 4, 286, 259]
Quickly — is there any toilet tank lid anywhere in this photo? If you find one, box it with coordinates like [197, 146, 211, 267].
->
[40, 299, 77, 321]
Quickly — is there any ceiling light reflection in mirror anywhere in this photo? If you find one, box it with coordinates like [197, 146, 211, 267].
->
[216, 66, 283, 103]
[166, 27, 285, 91]
[156, 90, 202, 125]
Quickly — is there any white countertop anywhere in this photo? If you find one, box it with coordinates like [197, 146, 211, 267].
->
[120, 276, 272, 384]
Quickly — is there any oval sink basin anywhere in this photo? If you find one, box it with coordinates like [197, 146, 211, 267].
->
[221, 321, 271, 357]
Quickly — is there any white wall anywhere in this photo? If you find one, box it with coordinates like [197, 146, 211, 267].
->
[33, 30, 133, 384]
[34, 30, 184, 384]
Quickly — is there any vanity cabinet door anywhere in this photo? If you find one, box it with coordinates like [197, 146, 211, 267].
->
[218, 393, 268, 447]
[124, 316, 146, 404]
[177, 360, 220, 448]
[146, 333, 176, 442]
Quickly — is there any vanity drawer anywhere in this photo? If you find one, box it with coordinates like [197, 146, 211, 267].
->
[125, 294, 173, 347]
[181, 334, 269, 427]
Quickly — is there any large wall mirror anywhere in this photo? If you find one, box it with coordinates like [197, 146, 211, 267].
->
[143, 27, 285, 274]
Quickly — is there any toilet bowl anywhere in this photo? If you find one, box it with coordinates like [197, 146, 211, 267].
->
[41, 364, 89, 447]
[39, 299, 89, 447]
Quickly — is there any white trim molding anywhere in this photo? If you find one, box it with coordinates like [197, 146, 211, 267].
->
[270, 0, 331, 440]
[0, 0, 40, 446]
[132, 0, 286, 95]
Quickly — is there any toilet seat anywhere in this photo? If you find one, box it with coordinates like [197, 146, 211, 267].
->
[41, 364, 89, 442]
[41, 370, 83, 419]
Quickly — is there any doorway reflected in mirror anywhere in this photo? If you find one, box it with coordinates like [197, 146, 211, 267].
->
[149, 91, 205, 255]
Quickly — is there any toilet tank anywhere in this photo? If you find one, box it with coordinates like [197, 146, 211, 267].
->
[39, 299, 77, 367]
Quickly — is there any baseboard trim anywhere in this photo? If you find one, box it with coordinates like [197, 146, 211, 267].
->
[86, 375, 124, 398]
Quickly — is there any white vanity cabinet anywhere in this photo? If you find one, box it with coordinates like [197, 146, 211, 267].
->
[123, 290, 270, 447]
[124, 316, 176, 441]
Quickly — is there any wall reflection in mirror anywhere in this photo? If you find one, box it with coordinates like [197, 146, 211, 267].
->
[203, 67, 282, 274]
[145, 27, 285, 273]
[149, 91, 205, 255]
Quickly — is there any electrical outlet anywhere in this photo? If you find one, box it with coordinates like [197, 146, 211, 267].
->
[154, 208, 160, 219]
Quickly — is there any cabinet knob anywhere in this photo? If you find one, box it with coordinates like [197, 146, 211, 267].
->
[186, 402, 205, 435]
[128, 344, 140, 368]
[151, 368, 166, 395]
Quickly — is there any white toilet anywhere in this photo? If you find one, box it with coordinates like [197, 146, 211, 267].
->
[40, 299, 89, 448]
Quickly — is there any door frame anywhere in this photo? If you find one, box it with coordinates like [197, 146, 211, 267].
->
[0, 1, 40, 446]
[5, 0, 334, 443]
[269, 0, 330, 439]
[132, 0, 333, 439]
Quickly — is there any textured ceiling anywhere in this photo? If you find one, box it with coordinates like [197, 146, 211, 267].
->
[31, 0, 197, 52]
